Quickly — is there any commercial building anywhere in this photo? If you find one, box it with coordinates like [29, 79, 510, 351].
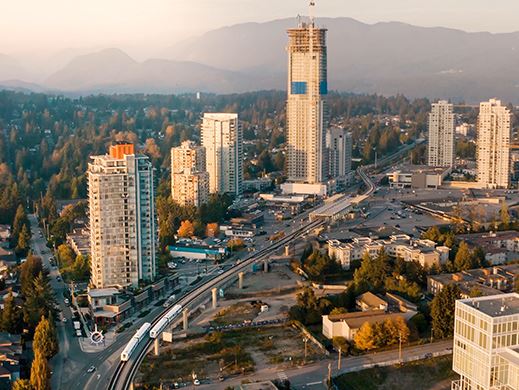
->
[168, 244, 228, 261]
[286, 12, 328, 188]
[328, 234, 450, 270]
[477, 99, 512, 189]
[88, 144, 157, 289]
[171, 141, 209, 207]
[201, 113, 243, 196]
[387, 165, 451, 189]
[428, 100, 455, 167]
[327, 128, 352, 180]
[451, 293, 519, 390]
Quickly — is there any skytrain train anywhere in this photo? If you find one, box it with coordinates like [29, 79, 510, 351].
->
[119, 304, 183, 362]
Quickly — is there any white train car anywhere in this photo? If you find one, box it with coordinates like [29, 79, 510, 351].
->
[120, 322, 152, 362]
[149, 317, 169, 339]
[165, 304, 182, 321]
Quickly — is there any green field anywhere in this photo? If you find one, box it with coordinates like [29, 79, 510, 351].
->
[334, 356, 457, 390]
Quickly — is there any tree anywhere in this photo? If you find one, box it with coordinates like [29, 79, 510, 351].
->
[12, 204, 29, 244]
[177, 220, 194, 238]
[20, 255, 44, 296]
[23, 272, 58, 332]
[15, 224, 31, 257]
[33, 316, 59, 359]
[454, 241, 475, 271]
[353, 250, 390, 293]
[330, 307, 348, 315]
[431, 284, 461, 339]
[354, 322, 376, 350]
[1, 291, 22, 334]
[227, 238, 245, 252]
[12, 379, 32, 390]
[332, 337, 350, 355]
[206, 223, 219, 238]
[500, 202, 510, 227]
[30, 350, 51, 390]
[393, 316, 410, 344]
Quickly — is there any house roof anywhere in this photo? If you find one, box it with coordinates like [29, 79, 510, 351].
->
[356, 292, 387, 308]
[326, 310, 406, 330]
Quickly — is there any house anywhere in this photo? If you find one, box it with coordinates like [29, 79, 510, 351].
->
[322, 310, 415, 341]
[457, 231, 519, 265]
[356, 292, 388, 312]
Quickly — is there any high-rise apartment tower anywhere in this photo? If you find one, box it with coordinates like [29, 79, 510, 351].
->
[88, 144, 156, 288]
[201, 113, 243, 196]
[286, 12, 328, 184]
[326, 128, 352, 179]
[171, 141, 209, 207]
[428, 100, 455, 167]
[477, 99, 512, 189]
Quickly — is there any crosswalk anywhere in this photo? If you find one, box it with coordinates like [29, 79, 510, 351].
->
[277, 371, 288, 381]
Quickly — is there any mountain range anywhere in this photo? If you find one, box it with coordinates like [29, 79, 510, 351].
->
[2, 17, 519, 102]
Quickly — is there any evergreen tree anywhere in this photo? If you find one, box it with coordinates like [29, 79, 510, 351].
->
[11, 204, 29, 244]
[23, 272, 58, 332]
[0, 291, 22, 334]
[15, 224, 31, 257]
[33, 316, 59, 359]
[20, 256, 44, 297]
[431, 284, 461, 339]
[30, 350, 51, 390]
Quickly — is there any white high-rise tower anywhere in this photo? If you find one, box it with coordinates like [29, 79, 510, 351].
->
[201, 113, 243, 196]
[286, 2, 328, 185]
[428, 100, 455, 167]
[477, 99, 512, 189]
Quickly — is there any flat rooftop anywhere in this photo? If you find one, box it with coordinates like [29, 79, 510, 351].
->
[460, 293, 519, 317]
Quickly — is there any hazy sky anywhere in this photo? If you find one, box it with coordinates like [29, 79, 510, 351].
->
[3, 0, 519, 58]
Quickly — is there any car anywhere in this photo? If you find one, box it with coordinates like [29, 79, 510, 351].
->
[87, 366, 96, 373]
[217, 269, 224, 275]
[64, 298, 70, 305]
[62, 317, 67, 323]
[193, 379, 200, 386]
[56, 276, 62, 282]
[424, 352, 433, 359]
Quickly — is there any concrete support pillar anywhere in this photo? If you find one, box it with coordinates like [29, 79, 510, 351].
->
[238, 272, 244, 289]
[154, 338, 159, 356]
[212, 288, 218, 309]
[183, 308, 189, 332]
[263, 260, 269, 273]
[285, 245, 290, 256]
[129, 383, 134, 390]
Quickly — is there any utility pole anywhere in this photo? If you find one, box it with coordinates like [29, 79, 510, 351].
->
[327, 363, 332, 389]
[303, 337, 308, 365]
[338, 347, 342, 370]
[399, 331, 403, 364]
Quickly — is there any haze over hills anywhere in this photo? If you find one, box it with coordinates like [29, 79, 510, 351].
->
[2, 17, 519, 101]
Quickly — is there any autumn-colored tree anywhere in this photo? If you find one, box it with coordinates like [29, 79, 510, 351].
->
[329, 307, 348, 315]
[354, 322, 376, 350]
[206, 223, 219, 238]
[30, 350, 51, 390]
[500, 202, 510, 227]
[15, 224, 31, 257]
[1, 291, 22, 334]
[12, 379, 32, 390]
[393, 316, 410, 344]
[227, 238, 245, 251]
[33, 316, 59, 359]
[177, 220, 194, 238]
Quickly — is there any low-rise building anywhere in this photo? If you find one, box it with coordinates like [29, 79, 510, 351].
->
[0, 226, 10, 245]
[328, 234, 450, 270]
[387, 165, 451, 189]
[66, 228, 91, 257]
[168, 244, 228, 261]
[322, 310, 415, 341]
[427, 264, 518, 298]
[457, 230, 519, 265]
[356, 292, 388, 312]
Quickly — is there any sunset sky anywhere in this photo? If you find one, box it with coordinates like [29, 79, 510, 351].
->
[2, 0, 519, 57]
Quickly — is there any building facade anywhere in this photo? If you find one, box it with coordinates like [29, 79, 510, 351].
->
[428, 100, 455, 167]
[88, 144, 157, 289]
[326, 128, 352, 179]
[286, 17, 328, 185]
[477, 99, 512, 189]
[171, 141, 209, 207]
[452, 293, 519, 390]
[201, 113, 243, 196]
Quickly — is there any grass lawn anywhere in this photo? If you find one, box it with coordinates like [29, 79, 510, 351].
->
[334, 356, 457, 390]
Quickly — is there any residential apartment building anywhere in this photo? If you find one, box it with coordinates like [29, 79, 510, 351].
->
[286, 16, 328, 187]
[326, 128, 352, 180]
[171, 141, 209, 207]
[451, 293, 519, 390]
[428, 100, 455, 167]
[201, 113, 243, 196]
[88, 144, 157, 289]
[477, 99, 512, 189]
[328, 234, 450, 270]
